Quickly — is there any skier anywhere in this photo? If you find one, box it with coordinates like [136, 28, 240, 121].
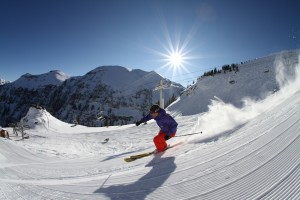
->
[136, 104, 178, 152]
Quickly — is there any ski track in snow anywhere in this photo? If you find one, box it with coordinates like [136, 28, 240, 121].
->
[0, 90, 300, 199]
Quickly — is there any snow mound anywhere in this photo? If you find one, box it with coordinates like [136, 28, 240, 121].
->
[21, 106, 80, 132]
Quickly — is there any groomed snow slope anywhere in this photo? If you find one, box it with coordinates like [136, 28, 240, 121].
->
[0, 53, 300, 199]
[0, 86, 300, 199]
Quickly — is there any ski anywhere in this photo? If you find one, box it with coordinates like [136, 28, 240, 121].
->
[124, 145, 172, 162]
[124, 151, 154, 162]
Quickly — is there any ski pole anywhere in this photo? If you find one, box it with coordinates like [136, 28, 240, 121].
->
[175, 131, 202, 137]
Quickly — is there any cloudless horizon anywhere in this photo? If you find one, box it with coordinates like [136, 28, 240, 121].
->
[1, 0, 299, 86]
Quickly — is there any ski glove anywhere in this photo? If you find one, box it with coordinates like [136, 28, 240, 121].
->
[136, 121, 142, 126]
[164, 135, 170, 140]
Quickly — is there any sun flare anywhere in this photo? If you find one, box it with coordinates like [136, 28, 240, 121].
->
[168, 51, 184, 67]
[145, 21, 200, 82]
[154, 42, 191, 80]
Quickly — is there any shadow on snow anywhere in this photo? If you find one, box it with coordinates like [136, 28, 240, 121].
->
[94, 155, 176, 199]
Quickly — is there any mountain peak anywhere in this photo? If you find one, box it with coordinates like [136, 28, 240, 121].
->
[84, 65, 163, 90]
[12, 70, 70, 89]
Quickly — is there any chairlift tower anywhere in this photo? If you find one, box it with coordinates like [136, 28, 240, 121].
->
[154, 79, 170, 109]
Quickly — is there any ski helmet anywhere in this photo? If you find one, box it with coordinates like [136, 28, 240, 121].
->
[150, 104, 160, 113]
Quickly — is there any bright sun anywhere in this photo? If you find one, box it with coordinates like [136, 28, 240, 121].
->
[156, 44, 190, 78]
[147, 23, 198, 80]
[168, 51, 184, 67]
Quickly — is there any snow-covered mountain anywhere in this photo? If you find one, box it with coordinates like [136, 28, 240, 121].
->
[0, 78, 10, 85]
[168, 50, 299, 115]
[0, 50, 299, 199]
[0, 66, 184, 126]
[50, 66, 184, 126]
[12, 70, 70, 89]
[0, 70, 71, 126]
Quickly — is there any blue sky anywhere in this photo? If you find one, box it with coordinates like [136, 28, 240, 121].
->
[1, 0, 299, 86]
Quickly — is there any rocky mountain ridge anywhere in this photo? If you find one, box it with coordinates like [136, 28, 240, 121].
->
[0, 66, 184, 126]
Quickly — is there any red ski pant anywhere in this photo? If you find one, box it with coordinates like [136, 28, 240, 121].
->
[153, 130, 176, 152]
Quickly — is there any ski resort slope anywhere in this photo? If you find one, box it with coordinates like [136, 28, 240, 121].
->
[1, 57, 300, 199]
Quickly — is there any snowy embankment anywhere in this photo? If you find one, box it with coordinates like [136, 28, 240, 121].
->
[0, 53, 300, 199]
